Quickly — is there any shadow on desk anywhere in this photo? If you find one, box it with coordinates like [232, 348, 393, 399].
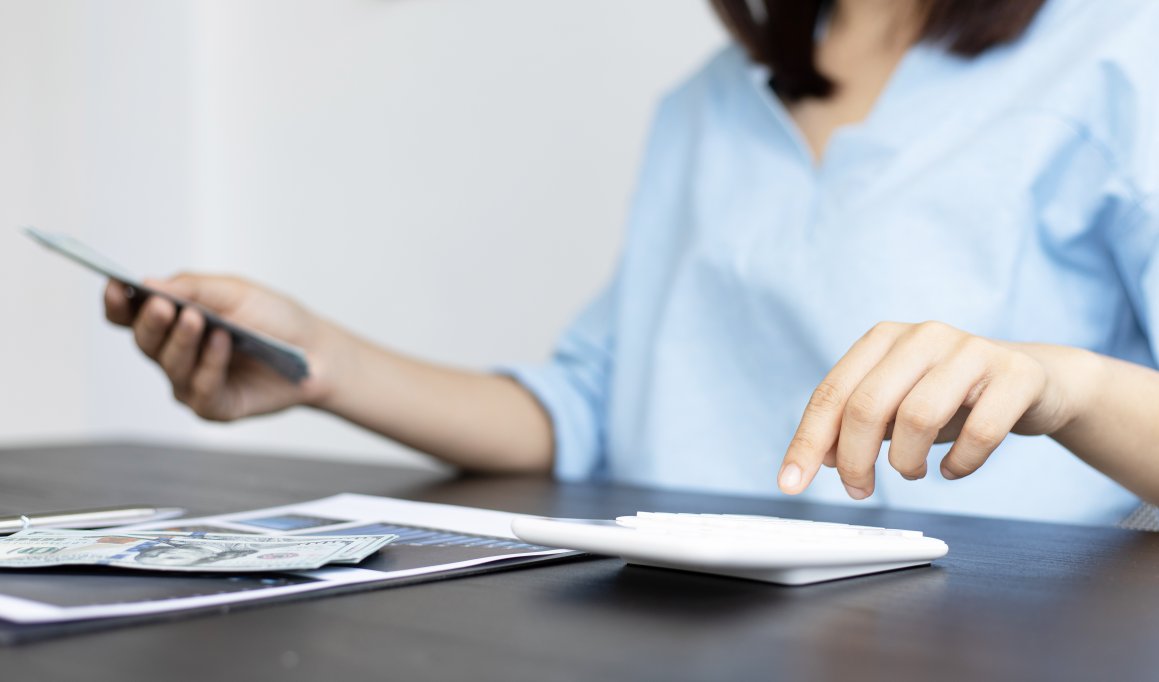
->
[550, 558, 951, 620]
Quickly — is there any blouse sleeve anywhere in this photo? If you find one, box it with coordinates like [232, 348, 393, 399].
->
[501, 278, 617, 481]
[1093, 6, 1159, 362]
[1108, 194, 1159, 362]
[496, 56, 715, 481]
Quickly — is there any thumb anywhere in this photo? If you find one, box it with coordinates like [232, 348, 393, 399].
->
[144, 273, 248, 315]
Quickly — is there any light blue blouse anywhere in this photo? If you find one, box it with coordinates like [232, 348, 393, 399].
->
[508, 0, 1159, 525]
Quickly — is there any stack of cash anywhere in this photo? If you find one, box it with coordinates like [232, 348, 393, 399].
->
[0, 529, 398, 572]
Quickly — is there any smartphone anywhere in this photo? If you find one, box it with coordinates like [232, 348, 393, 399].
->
[23, 226, 310, 384]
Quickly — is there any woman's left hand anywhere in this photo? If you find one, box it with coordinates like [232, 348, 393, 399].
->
[777, 321, 1093, 499]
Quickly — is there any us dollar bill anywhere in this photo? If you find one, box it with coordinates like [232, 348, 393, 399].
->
[0, 530, 398, 572]
[102, 531, 397, 565]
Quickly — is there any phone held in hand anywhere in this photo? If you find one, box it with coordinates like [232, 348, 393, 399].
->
[23, 226, 310, 384]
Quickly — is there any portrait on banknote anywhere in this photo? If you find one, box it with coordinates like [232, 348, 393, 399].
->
[131, 540, 259, 567]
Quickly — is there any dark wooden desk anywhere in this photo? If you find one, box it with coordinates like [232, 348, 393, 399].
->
[1, 442, 1158, 681]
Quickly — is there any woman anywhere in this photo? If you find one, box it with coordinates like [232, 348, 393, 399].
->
[105, 0, 1159, 525]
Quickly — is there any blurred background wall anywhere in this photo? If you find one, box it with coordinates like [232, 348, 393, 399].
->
[0, 0, 725, 467]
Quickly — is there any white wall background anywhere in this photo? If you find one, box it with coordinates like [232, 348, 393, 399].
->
[0, 0, 725, 467]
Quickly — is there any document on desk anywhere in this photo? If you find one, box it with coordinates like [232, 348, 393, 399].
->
[0, 494, 573, 638]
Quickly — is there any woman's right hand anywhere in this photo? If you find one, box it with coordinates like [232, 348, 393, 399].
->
[104, 273, 338, 421]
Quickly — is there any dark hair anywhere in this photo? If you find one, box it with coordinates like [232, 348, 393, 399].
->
[710, 0, 1048, 101]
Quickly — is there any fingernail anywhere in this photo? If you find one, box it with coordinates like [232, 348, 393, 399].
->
[843, 483, 870, 500]
[779, 463, 802, 491]
[941, 464, 959, 481]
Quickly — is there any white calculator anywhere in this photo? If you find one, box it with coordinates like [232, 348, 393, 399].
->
[511, 512, 949, 585]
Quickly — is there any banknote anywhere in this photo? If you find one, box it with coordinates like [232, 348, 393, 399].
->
[0, 530, 398, 572]
[16, 529, 397, 562]
[103, 531, 396, 565]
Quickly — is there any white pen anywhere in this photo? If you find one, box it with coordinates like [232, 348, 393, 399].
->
[0, 506, 186, 535]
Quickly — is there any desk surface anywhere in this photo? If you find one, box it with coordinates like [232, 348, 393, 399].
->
[1, 442, 1158, 682]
